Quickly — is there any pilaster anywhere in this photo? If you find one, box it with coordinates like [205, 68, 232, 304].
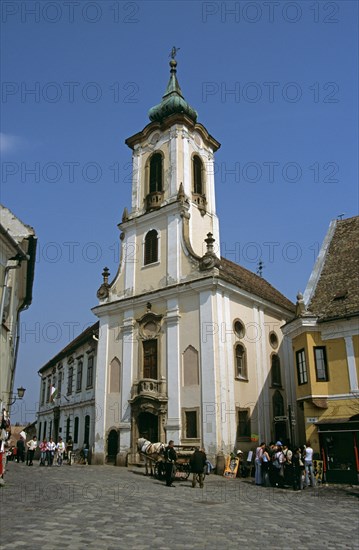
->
[120, 311, 135, 452]
[199, 289, 219, 454]
[93, 316, 109, 464]
[164, 298, 181, 443]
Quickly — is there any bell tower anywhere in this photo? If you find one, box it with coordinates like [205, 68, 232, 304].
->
[117, 52, 221, 293]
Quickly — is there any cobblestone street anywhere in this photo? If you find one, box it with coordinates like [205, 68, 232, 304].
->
[1, 461, 358, 549]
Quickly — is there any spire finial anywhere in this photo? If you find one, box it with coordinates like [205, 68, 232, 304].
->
[148, 48, 198, 123]
[169, 46, 180, 60]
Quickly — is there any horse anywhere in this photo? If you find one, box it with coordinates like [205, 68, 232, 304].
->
[137, 438, 165, 476]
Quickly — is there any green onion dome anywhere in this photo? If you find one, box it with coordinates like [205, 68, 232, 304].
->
[148, 59, 198, 123]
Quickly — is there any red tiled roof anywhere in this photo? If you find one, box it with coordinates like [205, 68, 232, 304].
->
[308, 216, 359, 321]
[219, 257, 295, 313]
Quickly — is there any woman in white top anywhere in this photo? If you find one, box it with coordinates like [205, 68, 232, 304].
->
[47, 437, 56, 466]
[56, 437, 66, 466]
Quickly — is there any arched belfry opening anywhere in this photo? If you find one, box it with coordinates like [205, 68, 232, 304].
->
[146, 152, 164, 211]
[192, 155, 207, 215]
[149, 153, 163, 193]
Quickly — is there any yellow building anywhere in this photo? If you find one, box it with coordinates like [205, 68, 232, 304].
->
[283, 216, 359, 484]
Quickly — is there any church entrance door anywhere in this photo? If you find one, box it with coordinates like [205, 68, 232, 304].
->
[107, 429, 118, 463]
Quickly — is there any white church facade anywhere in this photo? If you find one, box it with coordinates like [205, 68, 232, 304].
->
[91, 56, 296, 466]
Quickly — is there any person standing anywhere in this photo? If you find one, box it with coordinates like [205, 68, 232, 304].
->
[292, 447, 303, 491]
[304, 441, 316, 488]
[164, 440, 177, 487]
[47, 437, 56, 466]
[82, 442, 89, 465]
[56, 437, 66, 466]
[66, 436, 73, 465]
[16, 437, 25, 463]
[26, 436, 38, 466]
[255, 442, 265, 485]
[189, 448, 207, 488]
[261, 446, 271, 487]
[39, 438, 47, 466]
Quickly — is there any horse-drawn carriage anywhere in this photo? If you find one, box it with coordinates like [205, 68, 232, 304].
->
[137, 438, 196, 481]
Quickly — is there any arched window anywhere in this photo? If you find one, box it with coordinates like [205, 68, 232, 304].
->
[149, 153, 162, 193]
[235, 343, 247, 380]
[84, 415, 90, 446]
[66, 417, 71, 441]
[74, 417, 79, 443]
[193, 155, 203, 195]
[271, 354, 282, 386]
[144, 230, 158, 265]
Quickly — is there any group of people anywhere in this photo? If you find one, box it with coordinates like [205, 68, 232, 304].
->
[38, 436, 69, 466]
[14, 435, 81, 466]
[253, 440, 316, 490]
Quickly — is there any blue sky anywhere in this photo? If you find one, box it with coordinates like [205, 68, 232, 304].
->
[1, 0, 358, 423]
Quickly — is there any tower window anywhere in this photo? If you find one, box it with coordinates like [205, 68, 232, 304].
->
[149, 153, 162, 193]
[144, 230, 158, 265]
[193, 155, 204, 195]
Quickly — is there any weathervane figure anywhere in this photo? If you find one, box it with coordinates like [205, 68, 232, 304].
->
[170, 46, 180, 59]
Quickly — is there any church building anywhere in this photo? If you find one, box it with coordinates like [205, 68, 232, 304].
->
[92, 56, 296, 465]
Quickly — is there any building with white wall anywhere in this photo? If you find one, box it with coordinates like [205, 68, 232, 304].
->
[0, 205, 36, 412]
[37, 323, 98, 457]
[91, 57, 296, 465]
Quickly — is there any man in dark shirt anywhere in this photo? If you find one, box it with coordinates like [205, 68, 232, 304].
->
[189, 448, 207, 488]
[164, 440, 177, 487]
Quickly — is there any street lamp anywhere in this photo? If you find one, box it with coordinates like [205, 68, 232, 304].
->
[7, 386, 26, 406]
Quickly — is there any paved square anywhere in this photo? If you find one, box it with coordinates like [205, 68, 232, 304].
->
[1, 462, 358, 549]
